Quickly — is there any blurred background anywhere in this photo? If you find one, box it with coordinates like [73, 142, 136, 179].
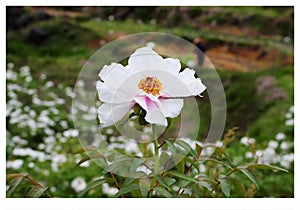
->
[6, 6, 294, 197]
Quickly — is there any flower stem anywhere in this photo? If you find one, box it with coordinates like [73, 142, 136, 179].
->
[152, 124, 159, 173]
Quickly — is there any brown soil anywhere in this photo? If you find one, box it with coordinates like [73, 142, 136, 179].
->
[205, 45, 293, 72]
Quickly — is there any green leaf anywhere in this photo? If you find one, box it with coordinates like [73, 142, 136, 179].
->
[75, 154, 104, 167]
[6, 173, 27, 182]
[218, 175, 231, 197]
[99, 158, 132, 177]
[164, 177, 176, 186]
[196, 143, 203, 157]
[199, 156, 233, 170]
[7, 176, 25, 197]
[238, 168, 259, 190]
[154, 186, 173, 198]
[199, 181, 213, 191]
[129, 159, 145, 173]
[139, 178, 151, 197]
[78, 178, 111, 197]
[73, 146, 97, 155]
[167, 171, 199, 183]
[166, 140, 177, 154]
[114, 183, 139, 198]
[175, 139, 196, 157]
[238, 163, 288, 173]
[27, 186, 48, 198]
[184, 156, 199, 172]
[154, 176, 171, 191]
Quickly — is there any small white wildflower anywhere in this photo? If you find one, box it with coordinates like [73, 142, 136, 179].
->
[186, 60, 196, 68]
[255, 150, 263, 158]
[45, 81, 54, 88]
[275, 133, 286, 141]
[268, 140, 278, 149]
[240, 136, 255, 146]
[40, 73, 47, 80]
[102, 183, 118, 196]
[106, 128, 114, 135]
[216, 141, 223, 148]
[289, 106, 294, 113]
[280, 141, 290, 150]
[285, 119, 294, 126]
[28, 162, 35, 168]
[108, 15, 115, 21]
[285, 113, 292, 119]
[282, 153, 294, 162]
[71, 177, 87, 193]
[50, 186, 56, 192]
[245, 151, 253, 159]
[8, 63, 15, 69]
[7, 159, 24, 170]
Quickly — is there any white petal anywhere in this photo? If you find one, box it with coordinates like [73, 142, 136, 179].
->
[178, 68, 206, 96]
[98, 63, 130, 89]
[96, 81, 133, 104]
[160, 68, 206, 98]
[134, 95, 167, 126]
[145, 109, 167, 126]
[98, 103, 131, 127]
[164, 58, 181, 75]
[128, 47, 164, 72]
[159, 98, 184, 118]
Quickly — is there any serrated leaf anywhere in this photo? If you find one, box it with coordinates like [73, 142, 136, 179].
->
[238, 168, 259, 190]
[139, 178, 151, 197]
[7, 176, 25, 197]
[154, 186, 173, 198]
[155, 176, 171, 191]
[218, 176, 231, 197]
[114, 183, 139, 198]
[27, 186, 48, 198]
[167, 171, 198, 183]
[238, 163, 288, 173]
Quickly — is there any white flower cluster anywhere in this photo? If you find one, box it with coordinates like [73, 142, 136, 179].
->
[285, 106, 294, 126]
[241, 106, 294, 169]
[6, 63, 90, 176]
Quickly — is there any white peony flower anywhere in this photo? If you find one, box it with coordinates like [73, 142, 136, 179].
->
[96, 47, 206, 127]
[71, 177, 87, 193]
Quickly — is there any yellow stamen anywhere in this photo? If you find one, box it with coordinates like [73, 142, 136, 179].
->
[138, 76, 162, 96]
